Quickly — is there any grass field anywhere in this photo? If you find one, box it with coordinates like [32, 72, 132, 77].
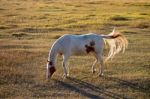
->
[0, 0, 150, 98]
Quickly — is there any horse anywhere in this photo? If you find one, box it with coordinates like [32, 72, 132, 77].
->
[47, 28, 128, 79]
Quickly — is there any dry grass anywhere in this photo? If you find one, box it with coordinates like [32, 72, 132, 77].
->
[0, 0, 150, 99]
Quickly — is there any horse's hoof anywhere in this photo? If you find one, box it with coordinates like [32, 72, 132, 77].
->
[92, 69, 96, 74]
[63, 74, 69, 79]
[99, 73, 104, 77]
[92, 71, 96, 74]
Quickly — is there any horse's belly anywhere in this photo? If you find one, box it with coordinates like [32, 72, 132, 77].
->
[71, 46, 86, 55]
[73, 50, 86, 55]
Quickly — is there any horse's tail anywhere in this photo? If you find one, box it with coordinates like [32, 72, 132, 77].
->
[101, 28, 128, 62]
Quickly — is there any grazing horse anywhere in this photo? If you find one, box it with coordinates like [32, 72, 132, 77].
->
[47, 28, 128, 79]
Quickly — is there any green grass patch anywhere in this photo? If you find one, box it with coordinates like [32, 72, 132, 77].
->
[110, 15, 129, 21]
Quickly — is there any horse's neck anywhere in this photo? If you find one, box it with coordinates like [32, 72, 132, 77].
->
[48, 44, 58, 65]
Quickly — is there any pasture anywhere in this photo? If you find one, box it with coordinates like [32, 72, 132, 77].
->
[0, 0, 150, 98]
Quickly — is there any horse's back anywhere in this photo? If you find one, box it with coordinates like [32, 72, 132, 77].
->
[56, 33, 104, 55]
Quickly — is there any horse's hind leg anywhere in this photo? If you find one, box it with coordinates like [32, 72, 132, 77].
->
[93, 53, 104, 76]
[91, 54, 98, 73]
[62, 54, 70, 78]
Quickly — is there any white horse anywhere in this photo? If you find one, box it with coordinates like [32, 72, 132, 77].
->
[47, 28, 128, 79]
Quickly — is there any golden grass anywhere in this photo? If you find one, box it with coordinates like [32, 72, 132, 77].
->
[0, 0, 150, 98]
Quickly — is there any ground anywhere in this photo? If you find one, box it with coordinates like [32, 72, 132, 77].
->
[0, 0, 150, 99]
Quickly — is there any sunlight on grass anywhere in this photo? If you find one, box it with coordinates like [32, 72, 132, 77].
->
[0, 0, 150, 98]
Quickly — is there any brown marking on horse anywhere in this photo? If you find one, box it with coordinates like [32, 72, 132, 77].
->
[85, 40, 95, 53]
[49, 66, 56, 77]
[59, 53, 63, 55]
[85, 44, 95, 53]
[49, 61, 53, 65]
[47, 60, 53, 66]
[90, 40, 95, 46]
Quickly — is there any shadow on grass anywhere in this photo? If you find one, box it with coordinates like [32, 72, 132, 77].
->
[30, 76, 149, 98]
[54, 77, 129, 99]
[103, 76, 150, 94]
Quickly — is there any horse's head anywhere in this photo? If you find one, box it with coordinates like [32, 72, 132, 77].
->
[47, 60, 56, 79]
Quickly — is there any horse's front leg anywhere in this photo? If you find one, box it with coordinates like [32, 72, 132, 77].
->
[62, 54, 69, 78]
